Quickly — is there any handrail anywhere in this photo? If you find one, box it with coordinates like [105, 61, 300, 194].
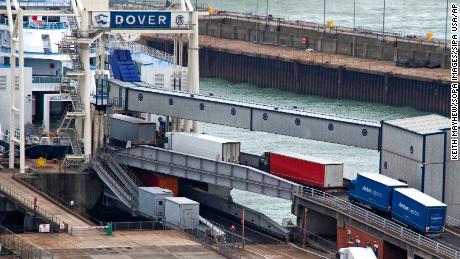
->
[0, 225, 44, 258]
[446, 216, 460, 228]
[298, 186, 460, 259]
[107, 41, 174, 63]
[0, 182, 69, 232]
[291, 227, 336, 254]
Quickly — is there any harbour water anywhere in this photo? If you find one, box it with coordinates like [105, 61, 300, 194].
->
[200, 78, 426, 223]
[200, 0, 449, 39]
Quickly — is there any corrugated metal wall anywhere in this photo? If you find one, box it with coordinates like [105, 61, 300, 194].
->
[147, 40, 450, 116]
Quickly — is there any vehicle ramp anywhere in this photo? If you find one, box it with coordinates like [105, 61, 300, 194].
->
[0, 171, 91, 230]
[114, 145, 302, 200]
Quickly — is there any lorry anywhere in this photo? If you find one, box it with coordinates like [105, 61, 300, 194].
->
[348, 173, 408, 213]
[337, 247, 377, 259]
[109, 114, 157, 147]
[391, 188, 447, 234]
[259, 151, 343, 188]
[164, 132, 240, 163]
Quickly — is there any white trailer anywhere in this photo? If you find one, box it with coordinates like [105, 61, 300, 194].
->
[337, 247, 377, 259]
[165, 197, 200, 230]
[138, 187, 173, 220]
[164, 132, 240, 163]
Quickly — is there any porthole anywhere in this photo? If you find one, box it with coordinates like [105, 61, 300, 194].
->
[362, 129, 368, 136]
[384, 161, 388, 170]
[231, 108, 236, 115]
[328, 123, 334, 131]
[199, 103, 205, 111]
[169, 98, 174, 105]
[137, 94, 143, 101]
[295, 118, 301, 126]
[410, 146, 414, 154]
[263, 113, 268, 121]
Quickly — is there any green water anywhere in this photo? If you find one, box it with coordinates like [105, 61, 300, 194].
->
[199, 78, 427, 223]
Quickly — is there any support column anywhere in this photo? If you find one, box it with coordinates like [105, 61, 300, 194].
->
[18, 11, 25, 174]
[187, 11, 200, 133]
[80, 10, 91, 157]
[8, 0, 16, 169]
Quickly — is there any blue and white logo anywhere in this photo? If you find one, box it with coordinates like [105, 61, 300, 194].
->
[111, 12, 172, 29]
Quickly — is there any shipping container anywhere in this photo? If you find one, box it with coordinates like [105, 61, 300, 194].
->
[164, 132, 240, 163]
[109, 114, 157, 146]
[165, 197, 200, 229]
[138, 187, 173, 220]
[348, 173, 408, 213]
[391, 188, 447, 234]
[261, 151, 343, 188]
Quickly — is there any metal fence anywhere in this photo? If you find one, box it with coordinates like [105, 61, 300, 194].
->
[291, 227, 336, 254]
[0, 182, 69, 233]
[99, 221, 165, 231]
[446, 216, 460, 229]
[298, 186, 460, 259]
[108, 41, 174, 63]
[0, 225, 44, 258]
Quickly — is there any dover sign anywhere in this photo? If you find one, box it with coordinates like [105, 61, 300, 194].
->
[92, 11, 189, 29]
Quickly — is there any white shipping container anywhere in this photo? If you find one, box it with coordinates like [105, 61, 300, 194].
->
[165, 132, 240, 163]
[138, 187, 173, 220]
[165, 197, 200, 229]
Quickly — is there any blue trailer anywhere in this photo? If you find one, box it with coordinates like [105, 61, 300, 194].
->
[391, 188, 447, 234]
[349, 173, 408, 213]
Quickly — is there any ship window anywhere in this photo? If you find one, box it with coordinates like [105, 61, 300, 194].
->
[3, 57, 9, 65]
[158, 201, 163, 206]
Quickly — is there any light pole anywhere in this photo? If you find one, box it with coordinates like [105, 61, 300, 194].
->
[323, 0, 326, 33]
[382, 0, 386, 41]
[353, 0, 356, 31]
[444, 0, 449, 51]
[255, 0, 259, 42]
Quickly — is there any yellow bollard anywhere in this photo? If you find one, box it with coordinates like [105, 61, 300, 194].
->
[327, 20, 335, 28]
[36, 157, 46, 168]
[426, 32, 433, 41]
[207, 5, 214, 15]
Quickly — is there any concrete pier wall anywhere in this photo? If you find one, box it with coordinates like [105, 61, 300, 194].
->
[146, 38, 450, 116]
[19, 173, 103, 212]
[199, 16, 450, 68]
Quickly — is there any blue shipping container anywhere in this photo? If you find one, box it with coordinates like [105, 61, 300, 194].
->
[391, 188, 447, 234]
[349, 173, 408, 213]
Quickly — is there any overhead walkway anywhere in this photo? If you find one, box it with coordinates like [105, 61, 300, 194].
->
[108, 80, 381, 149]
[0, 171, 91, 230]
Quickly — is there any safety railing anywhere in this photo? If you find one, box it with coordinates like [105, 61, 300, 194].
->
[446, 216, 460, 228]
[32, 76, 62, 84]
[98, 221, 165, 232]
[91, 157, 137, 209]
[0, 225, 44, 258]
[0, 182, 69, 233]
[105, 150, 144, 188]
[291, 227, 336, 254]
[108, 41, 174, 63]
[298, 186, 460, 259]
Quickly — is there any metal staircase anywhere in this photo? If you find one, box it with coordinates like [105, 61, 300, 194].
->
[91, 152, 142, 211]
[56, 15, 86, 167]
